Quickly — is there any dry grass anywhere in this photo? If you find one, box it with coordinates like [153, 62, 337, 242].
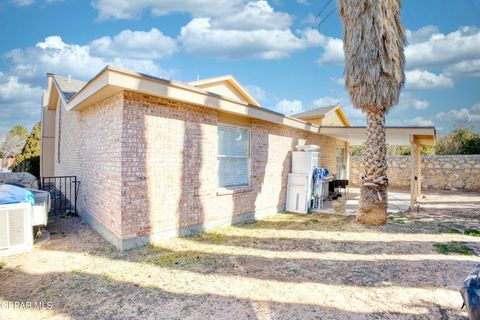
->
[1, 190, 479, 319]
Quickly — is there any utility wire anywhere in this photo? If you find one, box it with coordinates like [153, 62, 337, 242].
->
[312, 0, 337, 29]
[317, 7, 337, 27]
[312, 0, 333, 27]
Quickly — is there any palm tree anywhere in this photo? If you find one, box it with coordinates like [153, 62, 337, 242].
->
[338, 0, 406, 225]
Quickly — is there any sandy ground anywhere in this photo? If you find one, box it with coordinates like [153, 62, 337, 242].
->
[1, 190, 480, 320]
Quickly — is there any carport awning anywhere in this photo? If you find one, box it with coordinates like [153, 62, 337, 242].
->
[318, 126, 436, 146]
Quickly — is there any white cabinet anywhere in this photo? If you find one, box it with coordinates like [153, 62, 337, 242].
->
[286, 150, 320, 214]
[286, 173, 310, 213]
[292, 151, 319, 174]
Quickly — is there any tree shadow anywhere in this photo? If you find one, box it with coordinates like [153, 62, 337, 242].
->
[41, 216, 480, 290]
[177, 116, 205, 236]
[0, 268, 467, 320]
[138, 246, 478, 288]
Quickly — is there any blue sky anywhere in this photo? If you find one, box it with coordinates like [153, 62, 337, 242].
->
[0, 0, 479, 138]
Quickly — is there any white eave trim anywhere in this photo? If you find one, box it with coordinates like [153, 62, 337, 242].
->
[66, 67, 319, 134]
[318, 126, 436, 146]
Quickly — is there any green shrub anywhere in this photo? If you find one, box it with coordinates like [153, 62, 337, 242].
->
[13, 122, 41, 178]
[434, 242, 474, 255]
[465, 229, 480, 237]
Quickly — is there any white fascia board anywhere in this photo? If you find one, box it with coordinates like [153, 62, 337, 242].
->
[67, 68, 319, 134]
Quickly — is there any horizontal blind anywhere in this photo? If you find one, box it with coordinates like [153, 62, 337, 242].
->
[218, 125, 250, 188]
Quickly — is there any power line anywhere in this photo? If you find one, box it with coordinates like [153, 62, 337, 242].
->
[311, 0, 337, 29]
[317, 7, 337, 27]
[312, 0, 333, 27]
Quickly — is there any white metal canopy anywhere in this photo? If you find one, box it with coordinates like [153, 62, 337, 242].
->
[318, 126, 436, 146]
[319, 126, 436, 210]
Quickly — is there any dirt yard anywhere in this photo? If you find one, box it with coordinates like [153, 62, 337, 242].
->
[1, 190, 480, 319]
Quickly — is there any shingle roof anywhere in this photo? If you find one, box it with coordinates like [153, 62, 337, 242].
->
[292, 105, 339, 119]
[54, 75, 86, 101]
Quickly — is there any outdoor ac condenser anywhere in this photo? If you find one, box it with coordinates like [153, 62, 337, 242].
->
[0, 202, 33, 257]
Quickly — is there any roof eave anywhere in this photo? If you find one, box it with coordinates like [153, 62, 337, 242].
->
[188, 75, 260, 106]
[65, 67, 320, 135]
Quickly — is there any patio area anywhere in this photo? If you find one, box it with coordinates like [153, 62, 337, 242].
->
[1, 189, 479, 319]
[317, 187, 411, 215]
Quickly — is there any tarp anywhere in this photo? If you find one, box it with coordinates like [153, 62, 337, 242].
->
[0, 183, 35, 205]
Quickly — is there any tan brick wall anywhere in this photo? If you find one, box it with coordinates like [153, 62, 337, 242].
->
[54, 93, 124, 238]
[121, 92, 339, 242]
[52, 90, 342, 246]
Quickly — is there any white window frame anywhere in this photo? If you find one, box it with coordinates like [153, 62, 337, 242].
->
[336, 146, 347, 179]
[217, 123, 252, 189]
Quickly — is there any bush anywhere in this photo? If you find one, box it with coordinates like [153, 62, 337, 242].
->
[435, 124, 480, 155]
[13, 122, 41, 178]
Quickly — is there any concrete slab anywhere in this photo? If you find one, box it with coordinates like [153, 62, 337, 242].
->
[312, 187, 411, 216]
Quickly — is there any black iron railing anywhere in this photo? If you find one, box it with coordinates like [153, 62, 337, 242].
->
[40, 176, 79, 218]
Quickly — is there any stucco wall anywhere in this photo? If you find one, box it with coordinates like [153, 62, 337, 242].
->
[350, 155, 480, 192]
[121, 91, 338, 245]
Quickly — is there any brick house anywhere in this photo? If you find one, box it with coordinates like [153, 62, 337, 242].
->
[40, 66, 435, 249]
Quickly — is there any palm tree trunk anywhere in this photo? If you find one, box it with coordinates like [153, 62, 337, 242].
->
[357, 110, 388, 225]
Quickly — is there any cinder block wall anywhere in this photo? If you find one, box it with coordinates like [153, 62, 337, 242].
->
[350, 155, 480, 191]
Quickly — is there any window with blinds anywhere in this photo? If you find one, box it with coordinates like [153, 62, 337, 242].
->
[217, 124, 251, 188]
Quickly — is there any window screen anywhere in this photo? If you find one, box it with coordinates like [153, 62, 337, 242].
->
[218, 125, 251, 188]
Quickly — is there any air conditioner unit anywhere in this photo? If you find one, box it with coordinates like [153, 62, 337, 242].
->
[0, 202, 33, 257]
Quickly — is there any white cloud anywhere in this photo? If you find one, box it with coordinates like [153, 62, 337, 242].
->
[0, 76, 42, 103]
[9, 0, 34, 6]
[296, 0, 310, 5]
[245, 85, 267, 105]
[275, 99, 303, 115]
[330, 77, 345, 85]
[211, 1, 292, 31]
[316, 38, 344, 65]
[405, 69, 453, 90]
[405, 117, 434, 127]
[90, 28, 177, 60]
[317, 26, 480, 85]
[396, 92, 430, 111]
[312, 96, 340, 108]
[92, 0, 326, 61]
[433, 103, 480, 130]
[6, 33, 175, 86]
[405, 25, 439, 44]
[179, 18, 324, 60]
[91, 0, 246, 20]
[244, 84, 280, 107]
[8, 0, 61, 6]
[405, 26, 480, 69]
[301, 13, 316, 25]
[412, 100, 429, 110]
[437, 107, 480, 123]
[443, 59, 480, 78]
[312, 95, 365, 125]
[472, 103, 480, 112]
[0, 77, 43, 137]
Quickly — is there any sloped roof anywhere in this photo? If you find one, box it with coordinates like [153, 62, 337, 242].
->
[293, 105, 339, 119]
[188, 75, 260, 106]
[53, 75, 86, 101]
[44, 66, 435, 142]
